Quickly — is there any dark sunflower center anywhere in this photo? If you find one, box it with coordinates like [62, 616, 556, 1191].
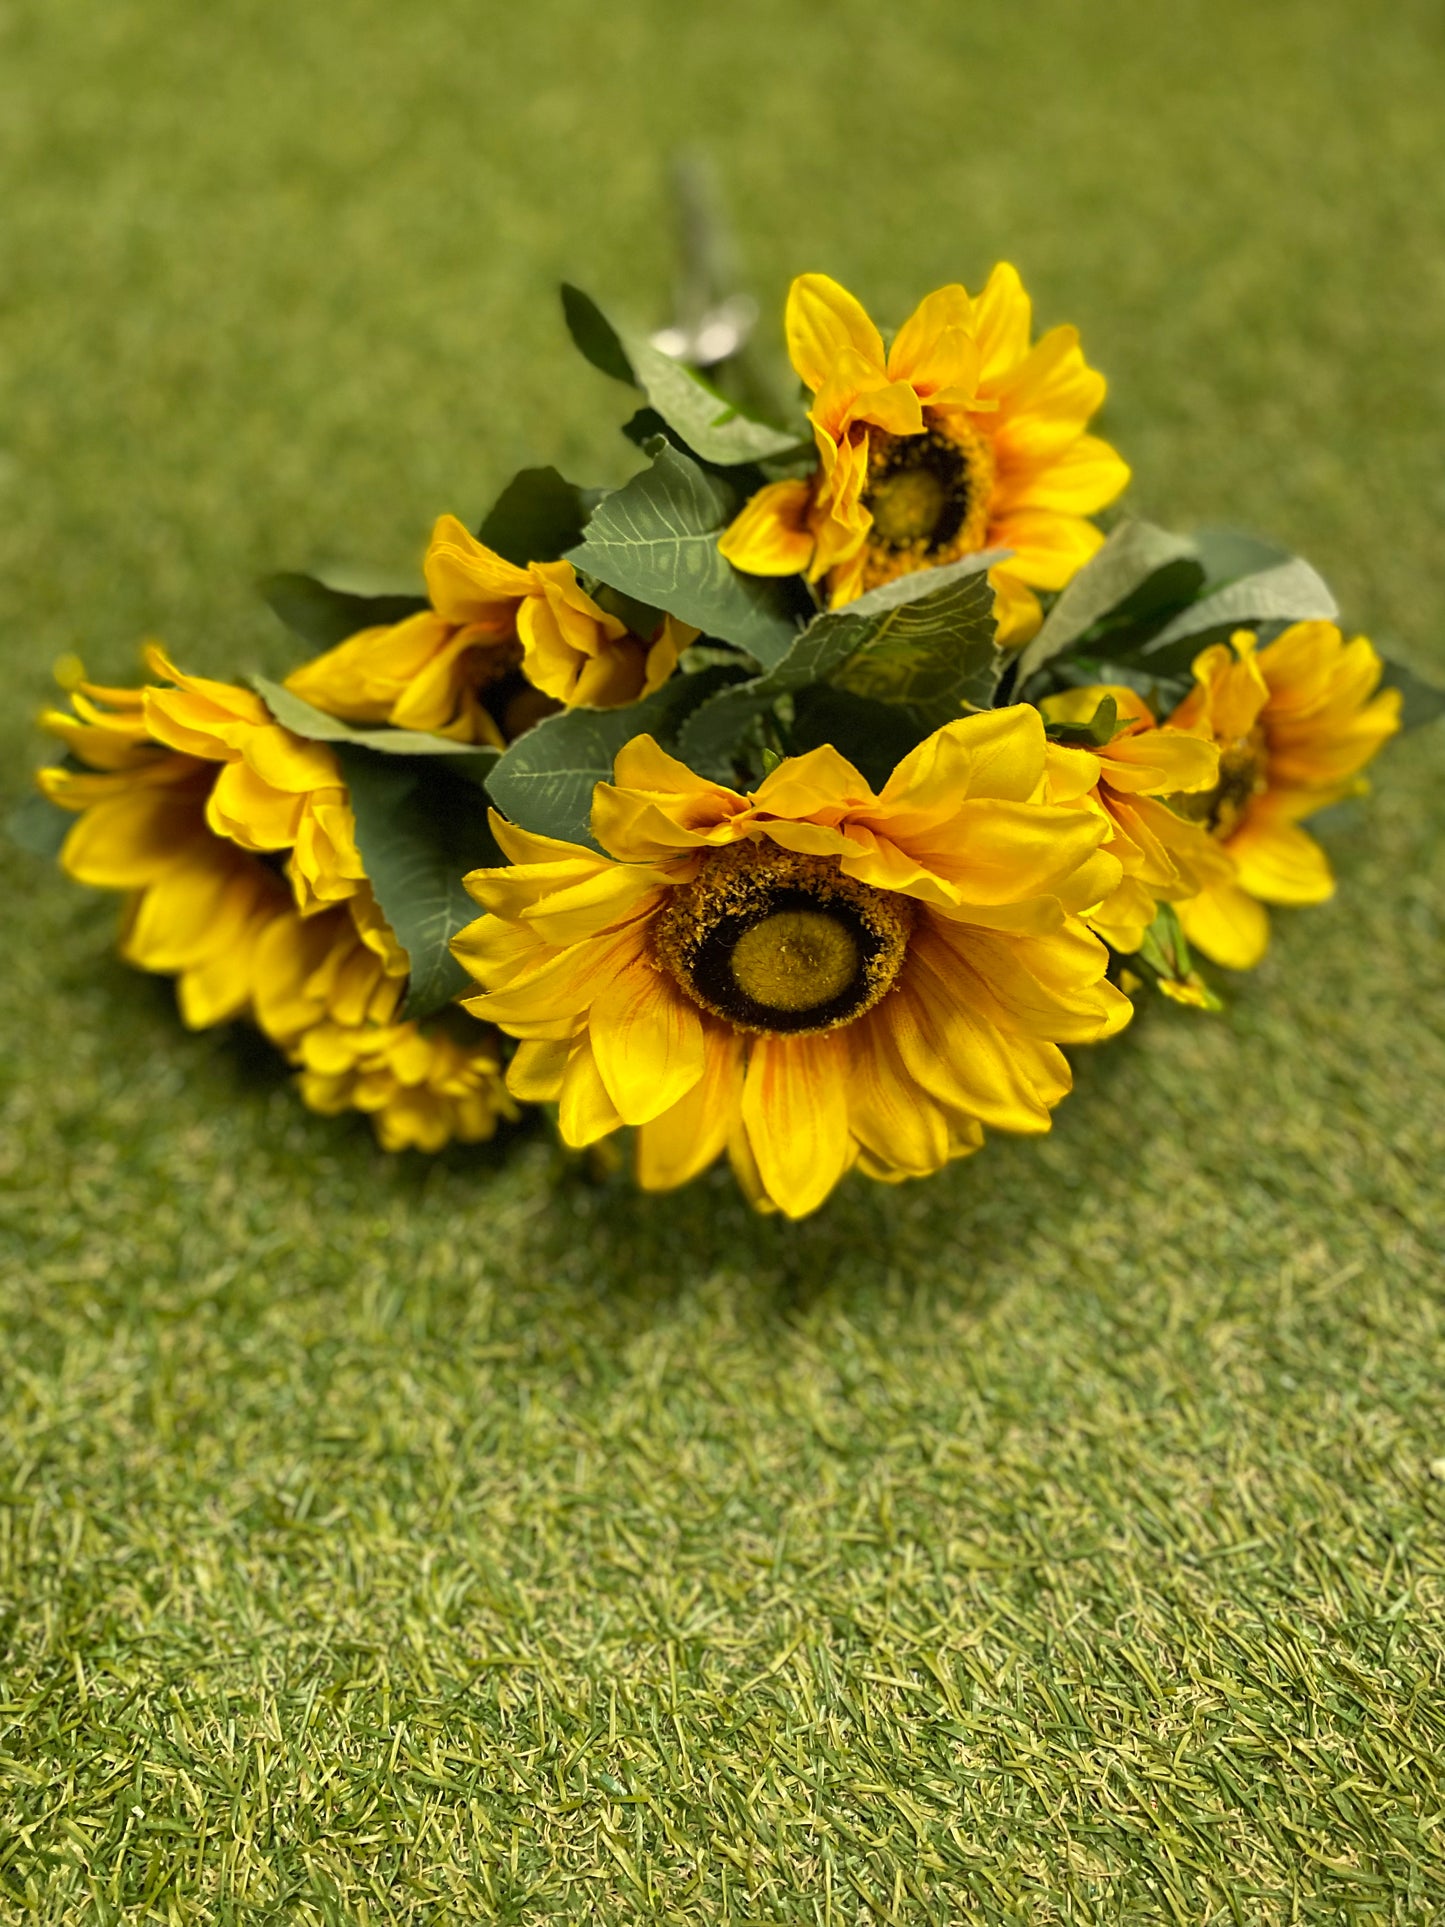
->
[1173, 728, 1268, 838]
[859, 418, 996, 595]
[654, 843, 912, 1036]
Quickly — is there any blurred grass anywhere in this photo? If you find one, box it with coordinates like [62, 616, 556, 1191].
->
[3, 0, 1444, 1918]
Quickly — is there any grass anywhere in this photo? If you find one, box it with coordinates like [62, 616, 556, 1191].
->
[2, 0, 1444, 1918]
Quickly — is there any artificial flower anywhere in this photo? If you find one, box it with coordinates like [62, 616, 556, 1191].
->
[718, 269, 1130, 642]
[293, 1010, 518, 1153]
[285, 515, 694, 741]
[1166, 623, 1401, 969]
[452, 709, 1131, 1218]
[1040, 684, 1228, 952]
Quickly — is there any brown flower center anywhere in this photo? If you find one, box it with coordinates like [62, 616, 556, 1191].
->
[860, 417, 995, 594]
[653, 842, 913, 1035]
[1173, 726, 1269, 838]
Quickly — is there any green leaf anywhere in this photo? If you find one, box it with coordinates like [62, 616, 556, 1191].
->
[564, 442, 807, 666]
[476, 466, 590, 567]
[677, 555, 1003, 782]
[788, 685, 938, 791]
[486, 665, 745, 851]
[1044, 694, 1122, 748]
[261, 574, 429, 653]
[6, 789, 71, 860]
[251, 677, 501, 769]
[335, 748, 502, 1021]
[1381, 656, 1445, 731]
[562, 284, 807, 466]
[1013, 522, 1204, 689]
[561, 283, 635, 385]
[1130, 556, 1338, 674]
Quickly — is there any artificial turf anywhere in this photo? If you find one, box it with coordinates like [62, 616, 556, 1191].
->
[3, 0, 1444, 1918]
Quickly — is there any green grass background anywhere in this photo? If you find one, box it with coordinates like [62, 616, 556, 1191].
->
[3, 1, 1444, 1919]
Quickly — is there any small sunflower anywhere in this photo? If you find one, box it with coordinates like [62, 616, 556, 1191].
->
[1166, 622, 1401, 969]
[38, 655, 411, 1018]
[293, 1010, 518, 1153]
[1040, 684, 1227, 953]
[718, 269, 1130, 644]
[285, 515, 695, 745]
[451, 710, 1130, 1218]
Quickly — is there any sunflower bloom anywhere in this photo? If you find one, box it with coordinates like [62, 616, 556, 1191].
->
[718, 270, 1130, 644]
[285, 515, 695, 743]
[1040, 685, 1228, 952]
[294, 1011, 518, 1153]
[1166, 623, 1401, 969]
[452, 710, 1130, 1218]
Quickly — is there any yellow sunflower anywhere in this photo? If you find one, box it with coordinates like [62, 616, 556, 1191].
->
[38, 654, 410, 1017]
[293, 1010, 518, 1153]
[717, 269, 1130, 644]
[285, 514, 696, 744]
[1166, 622, 1401, 969]
[451, 709, 1131, 1218]
[1040, 684, 1228, 952]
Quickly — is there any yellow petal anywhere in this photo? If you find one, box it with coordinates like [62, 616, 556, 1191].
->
[588, 962, 706, 1125]
[718, 478, 818, 577]
[786, 273, 887, 393]
[423, 514, 533, 624]
[997, 433, 1130, 517]
[635, 1023, 744, 1191]
[556, 1036, 623, 1147]
[741, 1030, 854, 1218]
[1228, 815, 1334, 906]
[1177, 881, 1271, 970]
[886, 284, 982, 407]
[972, 262, 1033, 392]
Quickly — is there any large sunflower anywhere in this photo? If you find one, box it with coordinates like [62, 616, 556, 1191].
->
[717, 269, 1130, 644]
[1166, 622, 1401, 969]
[1040, 684, 1226, 953]
[285, 515, 695, 745]
[451, 709, 1130, 1218]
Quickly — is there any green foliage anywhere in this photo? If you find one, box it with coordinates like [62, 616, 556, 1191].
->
[336, 747, 501, 1018]
[564, 441, 808, 664]
[1043, 692, 1124, 748]
[678, 556, 1002, 782]
[261, 573, 429, 653]
[486, 665, 746, 849]
[475, 465, 591, 566]
[1016, 519, 1340, 694]
[562, 284, 807, 465]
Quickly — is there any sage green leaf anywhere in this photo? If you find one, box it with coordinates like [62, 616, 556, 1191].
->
[562, 284, 807, 466]
[1013, 522, 1204, 689]
[477, 466, 590, 567]
[261, 573, 429, 652]
[335, 748, 502, 1021]
[1381, 656, 1445, 730]
[564, 443, 807, 666]
[486, 665, 745, 852]
[677, 555, 1003, 782]
[6, 789, 71, 861]
[1132, 556, 1338, 673]
[252, 677, 501, 767]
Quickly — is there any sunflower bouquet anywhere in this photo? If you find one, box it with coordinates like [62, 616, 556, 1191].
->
[18, 262, 1438, 1216]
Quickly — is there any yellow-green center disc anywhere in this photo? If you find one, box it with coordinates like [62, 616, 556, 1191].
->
[729, 909, 861, 1013]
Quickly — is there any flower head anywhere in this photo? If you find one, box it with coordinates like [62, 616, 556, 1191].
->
[719, 269, 1130, 643]
[285, 515, 694, 743]
[1040, 684, 1227, 953]
[293, 1010, 518, 1153]
[1166, 622, 1401, 968]
[452, 710, 1131, 1218]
